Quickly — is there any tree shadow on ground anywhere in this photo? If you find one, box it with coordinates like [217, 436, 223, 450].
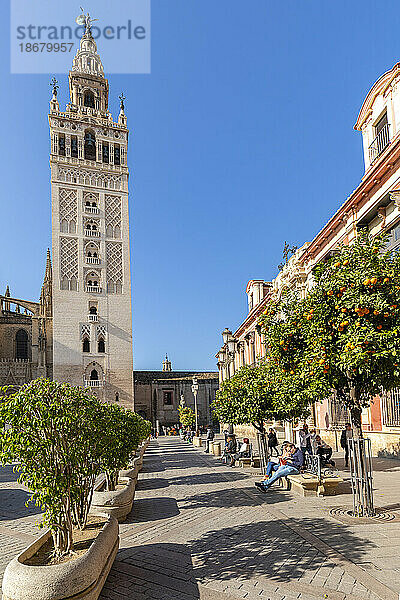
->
[136, 477, 170, 490]
[125, 497, 180, 523]
[0, 464, 20, 484]
[188, 517, 375, 587]
[0, 488, 41, 520]
[142, 460, 166, 473]
[101, 543, 199, 599]
[179, 485, 290, 509]
[169, 472, 248, 486]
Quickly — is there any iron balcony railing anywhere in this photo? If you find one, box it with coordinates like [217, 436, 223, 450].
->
[84, 229, 100, 237]
[368, 123, 390, 164]
[86, 286, 102, 293]
[86, 256, 100, 265]
[87, 314, 98, 322]
[381, 388, 400, 427]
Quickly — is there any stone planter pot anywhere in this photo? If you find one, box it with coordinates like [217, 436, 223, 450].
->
[90, 477, 135, 522]
[193, 436, 202, 448]
[119, 463, 139, 480]
[212, 442, 221, 457]
[2, 516, 119, 600]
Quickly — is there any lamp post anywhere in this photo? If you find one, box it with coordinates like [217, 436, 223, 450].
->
[191, 377, 199, 435]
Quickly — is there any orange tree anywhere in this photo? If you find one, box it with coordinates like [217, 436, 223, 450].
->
[212, 357, 311, 435]
[259, 295, 332, 423]
[291, 231, 400, 438]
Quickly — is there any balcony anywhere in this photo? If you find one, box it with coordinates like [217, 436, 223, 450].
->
[83, 205, 100, 215]
[368, 123, 390, 164]
[84, 229, 100, 237]
[86, 286, 102, 293]
[84, 379, 103, 388]
[86, 256, 100, 265]
[88, 314, 98, 322]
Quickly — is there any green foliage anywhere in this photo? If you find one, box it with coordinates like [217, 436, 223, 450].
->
[213, 359, 311, 432]
[258, 231, 400, 436]
[0, 379, 104, 556]
[98, 404, 151, 491]
[0, 378, 152, 557]
[178, 405, 195, 428]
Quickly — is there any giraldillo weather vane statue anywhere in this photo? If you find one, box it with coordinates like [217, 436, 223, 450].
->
[76, 7, 98, 33]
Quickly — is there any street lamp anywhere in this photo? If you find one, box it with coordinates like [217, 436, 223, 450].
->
[222, 328, 232, 344]
[191, 376, 199, 435]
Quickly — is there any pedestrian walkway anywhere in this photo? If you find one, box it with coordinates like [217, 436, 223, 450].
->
[1, 439, 400, 600]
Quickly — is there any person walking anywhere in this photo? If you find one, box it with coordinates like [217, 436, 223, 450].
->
[340, 423, 353, 468]
[267, 428, 279, 457]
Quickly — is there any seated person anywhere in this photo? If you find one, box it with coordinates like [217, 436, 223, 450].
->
[229, 438, 250, 466]
[222, 435, 237, 463]
[255, 443, 304, 492]
[314, 435, 335, 466]
[262, 442, 291, 479]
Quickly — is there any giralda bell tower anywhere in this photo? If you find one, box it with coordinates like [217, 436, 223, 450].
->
[49, 17, 133, 407]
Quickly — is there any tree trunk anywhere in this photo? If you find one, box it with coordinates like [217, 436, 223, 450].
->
[349, 385, 363, 439]
[252, 421, 269, 475]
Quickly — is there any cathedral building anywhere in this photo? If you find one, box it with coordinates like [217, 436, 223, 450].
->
[49, 22, 133, 407]
[0, 252, 53, 388]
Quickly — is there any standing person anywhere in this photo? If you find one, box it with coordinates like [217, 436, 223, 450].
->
[205, 425, 215, 453]
[267, 428, 279, 457]
[340, 423, 353, 468]
[298, 423, 312, 456]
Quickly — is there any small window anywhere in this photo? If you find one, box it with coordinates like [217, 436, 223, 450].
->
[58, 134, 65, 156]
[82, 338, 90, 353]
[89, 306, 97, 314]
[84, 131, 96, 161]
[84, 90, 95, 108]
[375, 112, 388, 136]
[163, 390, 173, 405]
[98, 338, 105, 353]
[71, 136, 78, 158]
[15, 329, 28, 359]
[114, 145, 120, 166]
[102, 142, 109, 163]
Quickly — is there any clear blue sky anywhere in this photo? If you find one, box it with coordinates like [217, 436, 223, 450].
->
[0, 1, 398, 371]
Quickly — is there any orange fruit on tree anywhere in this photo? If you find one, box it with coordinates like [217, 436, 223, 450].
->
[363, 278, 371, 285]
[370, 277, 378, 285]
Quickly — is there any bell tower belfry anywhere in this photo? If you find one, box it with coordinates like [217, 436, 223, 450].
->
[49, 15, 133, 407]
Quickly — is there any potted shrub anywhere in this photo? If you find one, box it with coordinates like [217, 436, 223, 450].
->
[0, 379, 119, 600]
[90, 406, 151, 522]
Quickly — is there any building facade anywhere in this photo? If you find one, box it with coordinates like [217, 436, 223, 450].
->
[49, 22, 133, 407]
[133, 356, 218, 429]
[217, 60, 400, 456]
[0, 252, 53, 389]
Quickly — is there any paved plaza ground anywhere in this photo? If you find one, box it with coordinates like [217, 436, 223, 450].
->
[1, 438, 400, 600]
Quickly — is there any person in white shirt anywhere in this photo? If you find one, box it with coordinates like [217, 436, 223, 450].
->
[229, 438, 250, 467]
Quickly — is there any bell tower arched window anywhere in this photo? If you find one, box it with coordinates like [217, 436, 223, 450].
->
[98, 338, 105, 353]
[84, 130, 96, 161]
[82, 338, 90, 353]
[15, 329, 28, 359]
[90, 368, 99, 380]
[84, 90, 95, 108]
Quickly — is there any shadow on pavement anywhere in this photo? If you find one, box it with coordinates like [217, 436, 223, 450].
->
[136, 477, 170, 490]
[125, 497, 180, 523]
[0, 488, 41, 520]
[0, 464, 20, 484]
[101, 543, 199, 599]
[180, 485, 290, 509]
[189, 517, 375, 586]
[169, 472, 248, 486]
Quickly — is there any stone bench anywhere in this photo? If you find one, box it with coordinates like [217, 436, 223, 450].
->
[278, 473, 343, 496]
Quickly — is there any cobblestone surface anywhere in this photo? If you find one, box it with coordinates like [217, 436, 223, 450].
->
[1, 439, 400, 600]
